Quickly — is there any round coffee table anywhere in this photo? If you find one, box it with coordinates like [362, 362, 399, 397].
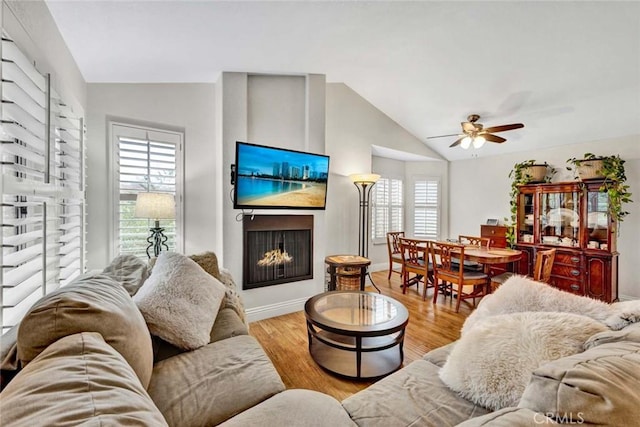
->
[304, 291, 409, 379]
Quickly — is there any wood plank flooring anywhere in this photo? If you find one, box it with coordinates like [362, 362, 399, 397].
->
[249, 270, 472, 401]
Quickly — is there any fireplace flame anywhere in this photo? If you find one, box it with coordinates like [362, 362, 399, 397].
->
[257, 249, 293, 267]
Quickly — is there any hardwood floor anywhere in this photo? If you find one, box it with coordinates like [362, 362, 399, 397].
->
[249, 270, 473, 401]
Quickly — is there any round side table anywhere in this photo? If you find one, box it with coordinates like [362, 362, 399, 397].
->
[324, 255, 371, 291]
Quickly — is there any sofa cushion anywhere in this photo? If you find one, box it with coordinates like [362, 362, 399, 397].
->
[147, 334, 285, 426]
[584, 320, 640, 349]
[440, 312, 607, 410]
[17, 273, 153, 388]
[152, 307, 249, 363]
[220, 389, 356, 427]
[102, 254, 150, 296]
[456, 408, 557, 426]
[134, 251, 226, 350]
[342, 359, 489, 426]
[518, 341, 640, 426]
[0, 332, 167, 426]
[422, 341, 456, 368]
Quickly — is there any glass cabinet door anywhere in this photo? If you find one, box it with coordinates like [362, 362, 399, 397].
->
[539, 191, 580, 247]
[586, 190, 609, 250]
[517, 192, 535, 244]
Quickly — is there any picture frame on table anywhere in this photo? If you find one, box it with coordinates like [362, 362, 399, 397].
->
[486, 218, 499, 226]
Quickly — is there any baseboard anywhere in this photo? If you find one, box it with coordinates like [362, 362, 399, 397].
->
[619, 294, 638, 301]
[246, 297, 309, 323]
[369, 262, 387, 272]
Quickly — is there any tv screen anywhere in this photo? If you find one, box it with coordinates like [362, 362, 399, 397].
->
[233, 141, 330, 210]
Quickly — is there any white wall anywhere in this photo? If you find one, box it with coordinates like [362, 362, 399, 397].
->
[325, 83, 444, 261]
[2, 0, 85, 122]
[85, 84, 217, 270]
[449, 135, 640, 299]
[369, 156, 449, 272]
[219, 73, 327, 321]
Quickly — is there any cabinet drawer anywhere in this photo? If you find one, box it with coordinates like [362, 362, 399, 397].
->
[554, 253, 582, 265]
[551, 264, 583, 279]
[481, 225, 508, 248]
[549, 276, 584, 295]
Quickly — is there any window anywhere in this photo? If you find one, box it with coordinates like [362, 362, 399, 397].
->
[414, 178, 440, 239]
[371, 177, 403, 242]
[1, 35, 85, 334]
[111, 124, 183, 259]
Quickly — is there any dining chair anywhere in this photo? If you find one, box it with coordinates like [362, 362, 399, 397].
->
[456, 235, 490, 272]
[429, 241, 490, 313]
[386, 231, 405, 280]
[490, 248, 556, 290]
[399, 237, 434, 299]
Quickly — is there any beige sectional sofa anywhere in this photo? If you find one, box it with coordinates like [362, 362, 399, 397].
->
[1, 254, 640, 426]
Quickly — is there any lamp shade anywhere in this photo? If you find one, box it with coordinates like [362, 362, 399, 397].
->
[134, 192, 175, 220]
[349, 173, 381, 184]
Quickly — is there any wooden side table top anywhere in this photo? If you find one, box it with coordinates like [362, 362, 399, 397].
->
[324, 254, 371, 267]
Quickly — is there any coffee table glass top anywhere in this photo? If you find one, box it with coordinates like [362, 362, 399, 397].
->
[306, 291, 408, 333]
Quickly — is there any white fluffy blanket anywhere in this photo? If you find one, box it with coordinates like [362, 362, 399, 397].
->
[462, 275, 640, 335]
[440, 311, 608, 410]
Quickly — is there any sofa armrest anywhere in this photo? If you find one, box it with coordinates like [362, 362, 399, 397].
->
[422, 341, 456, 368]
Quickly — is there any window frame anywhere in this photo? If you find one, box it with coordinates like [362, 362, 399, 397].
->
[108, 122, 184, 259]
[412, 176, 441, 240]
[371, 175, 404, 244]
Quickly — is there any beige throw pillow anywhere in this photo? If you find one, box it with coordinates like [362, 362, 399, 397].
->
[17, 274, 153, 388]
[440, 312, 608, 411]
[134, 252, 226, 350]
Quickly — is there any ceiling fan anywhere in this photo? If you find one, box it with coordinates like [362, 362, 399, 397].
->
[427, 114, 524, 149]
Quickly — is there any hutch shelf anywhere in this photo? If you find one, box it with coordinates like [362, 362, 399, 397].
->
[514, 179, 618, 302]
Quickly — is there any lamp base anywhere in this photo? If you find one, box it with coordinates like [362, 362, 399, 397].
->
[147, 225, 169, 258]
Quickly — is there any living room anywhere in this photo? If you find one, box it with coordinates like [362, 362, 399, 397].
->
[1, 1, 639, 425]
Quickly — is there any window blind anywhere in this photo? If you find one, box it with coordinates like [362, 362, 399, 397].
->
[112, 124, 182, 259]
[371, 177, 403, 241]
[414, 179, 439, 239]
[1, 34, 85, 334]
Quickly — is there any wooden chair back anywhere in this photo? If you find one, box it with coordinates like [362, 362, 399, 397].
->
[399, 237, 432, 298]
[386, 231, 405, 279]
[430, 241, 489, 312]
[534, 248, 556, 283]
[459, 235, 490, 248]
[387, 231, 405, 257]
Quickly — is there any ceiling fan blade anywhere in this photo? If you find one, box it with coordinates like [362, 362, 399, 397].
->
[426, 133, 460, 139]
[483, 133, 507, 143]
[461, 121, 477, 133]
[483, 123, 524, 133]
[449, 137, 465, 148]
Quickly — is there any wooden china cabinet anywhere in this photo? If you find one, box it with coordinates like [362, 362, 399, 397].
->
[514, 180, 618, 302]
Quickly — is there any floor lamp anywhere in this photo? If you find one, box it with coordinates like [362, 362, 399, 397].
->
[349, 173, 381, 292]
[134, 192, 175, 258]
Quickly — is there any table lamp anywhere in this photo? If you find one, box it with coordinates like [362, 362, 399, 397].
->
[134, 192, 175, 258]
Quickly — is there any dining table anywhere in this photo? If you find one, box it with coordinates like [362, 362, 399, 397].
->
[409, 239, 523, 276]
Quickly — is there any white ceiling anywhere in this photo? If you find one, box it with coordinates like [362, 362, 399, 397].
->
[45, 1, 640, 161]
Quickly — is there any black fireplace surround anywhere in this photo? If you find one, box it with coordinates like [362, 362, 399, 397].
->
[242, 215, 313, 290]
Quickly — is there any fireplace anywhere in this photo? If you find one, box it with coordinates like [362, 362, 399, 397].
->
[243, 215, 313, 289]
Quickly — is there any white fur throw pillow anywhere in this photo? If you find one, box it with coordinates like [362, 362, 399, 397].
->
[462, 275, 613, 335]
[440, 311, 608, 411]
[134, 252, 226, 350]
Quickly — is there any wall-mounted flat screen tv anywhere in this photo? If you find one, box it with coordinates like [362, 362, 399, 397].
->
[233, 141, 330, 210]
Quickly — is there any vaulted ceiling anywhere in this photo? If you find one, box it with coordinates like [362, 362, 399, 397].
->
[45, 1, 640, 161]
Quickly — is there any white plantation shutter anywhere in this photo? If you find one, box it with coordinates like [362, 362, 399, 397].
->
[414, 178, 439, 239]
[1, 34, 86, 334]
[112, 124, 183, 259]
[371, 177, 403, 242]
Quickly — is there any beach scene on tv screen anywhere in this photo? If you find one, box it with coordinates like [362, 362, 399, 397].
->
[236, 143, 329, 207]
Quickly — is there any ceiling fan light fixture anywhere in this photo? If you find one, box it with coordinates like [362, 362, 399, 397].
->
[473, 136, 486, 148]
[461, 136, 472, 149]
